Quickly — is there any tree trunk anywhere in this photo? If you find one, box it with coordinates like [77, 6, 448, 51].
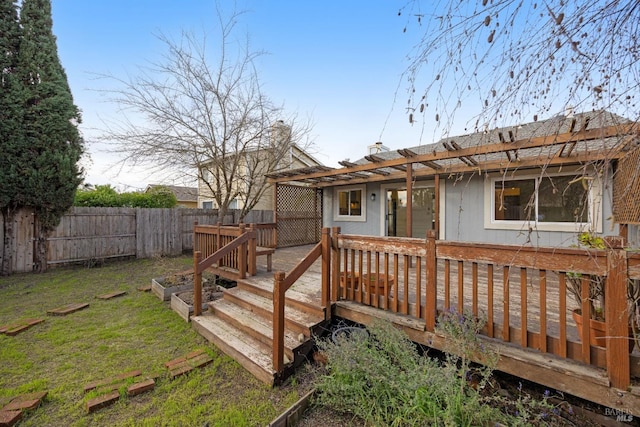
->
[1, 207, 15, 276]
[32, 217, 48, 273]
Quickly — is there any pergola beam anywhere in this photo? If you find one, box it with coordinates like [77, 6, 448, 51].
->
[267, 124, 638, 185]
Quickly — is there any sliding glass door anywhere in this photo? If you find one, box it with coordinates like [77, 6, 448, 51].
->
[385, 187, 435, 237]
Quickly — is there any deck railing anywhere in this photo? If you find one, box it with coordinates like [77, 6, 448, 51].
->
[193, 222, 272, 279]
[331, 228, 638, 390]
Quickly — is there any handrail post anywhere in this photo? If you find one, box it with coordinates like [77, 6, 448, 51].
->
[605, 236, 630, 389]
[248, 223, 257, 276]
[331, 227, 341, 303]
[321, 227, 331, 320]
[193, 250, 203, 316]
[273, 271, 286, 373]
[193, 220, 199, 254]
[426, 230, 437, 331]
[238, 222, 247, 279]
[215, 222, 221, 253]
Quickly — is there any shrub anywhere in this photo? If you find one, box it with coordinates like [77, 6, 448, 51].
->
[314, 312, 558, 426]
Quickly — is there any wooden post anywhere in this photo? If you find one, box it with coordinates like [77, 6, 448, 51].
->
[248, 224, 257, 276]
[216, 222, 222, 253]
[425, 230, 437, 331]
[273, 271, 286, 373]
[238, 222, 246, 279]
[193, 220, 199, 254]
[406, 163, 413, 238]
[434, 175, 440, 238]
[273, 183, 279, 247]
[605, 236, 630, 390]
[193, 251, 203, 317]
[331, 227, 341, 303]
[321, 227, 331, 320]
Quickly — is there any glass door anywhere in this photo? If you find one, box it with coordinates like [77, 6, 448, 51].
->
[386, 187, 435, 237]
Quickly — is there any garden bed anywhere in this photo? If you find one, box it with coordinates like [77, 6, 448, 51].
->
[171, 286, 224, 322]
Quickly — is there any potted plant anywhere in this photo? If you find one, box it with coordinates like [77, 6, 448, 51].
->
[567, 232, 639, 350]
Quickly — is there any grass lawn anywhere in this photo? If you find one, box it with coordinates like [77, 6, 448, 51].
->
[0, 255, 304, 426]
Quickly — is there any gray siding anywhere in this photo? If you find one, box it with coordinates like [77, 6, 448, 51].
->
[323, 183, 381, 236]
[323, 172, 623, 249]
[443, 173, 618, 247]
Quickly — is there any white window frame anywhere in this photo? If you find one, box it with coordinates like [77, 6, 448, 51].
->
[484, 171, 602, 232]
[333, 186, 366, 222]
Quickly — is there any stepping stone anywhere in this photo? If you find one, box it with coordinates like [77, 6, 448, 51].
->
[84, 370, 142, 393]
[0, 319, 45, 336]
[47, 303, 89, 316]
[165, 349, 212, 378]
[127, 379, 155, 396]
[96, 291, 127, 300]
[0, 410, 21, 427]
[86, 391, 119, 413]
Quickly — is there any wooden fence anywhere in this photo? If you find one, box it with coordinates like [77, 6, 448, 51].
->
[0, 207, 273, 273]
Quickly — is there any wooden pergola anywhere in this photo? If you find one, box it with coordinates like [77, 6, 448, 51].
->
[268, 120, 640, 238]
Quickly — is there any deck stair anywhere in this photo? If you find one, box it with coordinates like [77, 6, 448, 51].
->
[191, 271, 326, 386]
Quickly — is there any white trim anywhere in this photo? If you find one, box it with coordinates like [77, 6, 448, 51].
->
[483, 171, 603, 233]
[333, 185, 366, 222]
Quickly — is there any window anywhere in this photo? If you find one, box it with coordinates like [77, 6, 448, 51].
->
[487, 173, 599, 231]
[202, 201, 213, 209]
[334, 186, 366, 221]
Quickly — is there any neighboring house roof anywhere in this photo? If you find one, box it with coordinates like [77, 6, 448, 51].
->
[147, 185, 198, 203]
[267, 110, 639, 187]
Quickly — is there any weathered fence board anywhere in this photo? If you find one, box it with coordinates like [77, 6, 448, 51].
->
[0, 207, 273, 272]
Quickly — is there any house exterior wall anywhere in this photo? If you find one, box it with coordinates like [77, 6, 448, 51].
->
[323, 182, 381, 235]
[323, 168, 620, 248]
[443, 168, 618, 247]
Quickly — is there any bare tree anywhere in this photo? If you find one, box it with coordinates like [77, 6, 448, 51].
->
[400, 0, 640, 133]
[99, 7, 312, 219]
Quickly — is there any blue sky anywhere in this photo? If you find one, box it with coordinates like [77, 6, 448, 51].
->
[50, 1, 440, 190]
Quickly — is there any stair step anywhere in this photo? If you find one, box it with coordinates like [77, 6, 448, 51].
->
[221, 288, 323, 338]
[238, 273, 325, 318]
[209, 299, 303, 361]
[191, 314, 277, 386]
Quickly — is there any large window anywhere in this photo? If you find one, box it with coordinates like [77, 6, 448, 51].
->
[334, 186, 365, 221]
[490, 173, 595, 230]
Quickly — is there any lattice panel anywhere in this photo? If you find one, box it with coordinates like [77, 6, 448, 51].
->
[276, 184, 323, 247]
[613, 144, 640, 224]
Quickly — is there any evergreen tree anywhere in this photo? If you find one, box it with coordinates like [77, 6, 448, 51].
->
[15, 0, 84, 271]
[0, 0, 25, 275]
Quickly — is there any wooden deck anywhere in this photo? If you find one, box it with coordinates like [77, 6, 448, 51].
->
[189, 228, 640, 414]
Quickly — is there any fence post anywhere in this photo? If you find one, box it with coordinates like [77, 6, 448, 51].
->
[193, 251, 203, 317]
[273, 271, 286, 373]
[605, 237, 630, 390]
[426, 229, 437, 331]
[321, 228, 331, 320]
[331, 227, 341, 303]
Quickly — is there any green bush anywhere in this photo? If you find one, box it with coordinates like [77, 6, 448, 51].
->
[314, 313, 558, 426]
[74, 185, 177, 208]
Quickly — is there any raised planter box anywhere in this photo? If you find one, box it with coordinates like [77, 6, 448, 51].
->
[170, 287, 223, 322]
[151, 278, 194, 302]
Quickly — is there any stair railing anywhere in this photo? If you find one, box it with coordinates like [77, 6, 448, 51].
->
[273, 228, 331, 373]
[192, 228, 257, 316]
